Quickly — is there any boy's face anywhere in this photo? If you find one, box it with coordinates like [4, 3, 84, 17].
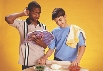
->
[54, 15, 67, 28]
[28, 8, 41, 22]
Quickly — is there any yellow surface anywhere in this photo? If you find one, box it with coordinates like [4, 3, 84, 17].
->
[0, 0, 103, 71]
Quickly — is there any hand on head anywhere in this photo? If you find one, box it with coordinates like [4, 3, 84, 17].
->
[23, 7, 29, 16]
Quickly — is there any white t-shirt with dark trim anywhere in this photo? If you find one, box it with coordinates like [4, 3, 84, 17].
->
[10, 19, 46, 66]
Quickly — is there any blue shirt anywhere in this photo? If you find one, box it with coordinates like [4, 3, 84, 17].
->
[48, 26, 86, 62]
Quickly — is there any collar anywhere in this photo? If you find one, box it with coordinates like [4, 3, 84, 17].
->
[26, 18, 41, 27]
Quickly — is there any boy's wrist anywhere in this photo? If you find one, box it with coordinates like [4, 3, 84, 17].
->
[42, 44, 47, 49]
[43, 54, 48, 59]
[20, 12, 27, 16]
[76, 57, 81, 61]
[16, 12, 27, 17]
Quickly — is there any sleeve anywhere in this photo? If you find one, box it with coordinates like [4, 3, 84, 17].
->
[48, 31, 56, 50]
[78, 32, 86, 47]
[10, 19, 24, 30]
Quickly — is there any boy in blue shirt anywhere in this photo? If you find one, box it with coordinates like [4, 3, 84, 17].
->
[39, 8, 86, 67]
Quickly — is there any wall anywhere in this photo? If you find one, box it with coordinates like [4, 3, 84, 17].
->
[0, 0, 103, 71]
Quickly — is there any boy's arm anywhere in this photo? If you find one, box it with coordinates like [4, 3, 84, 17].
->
[38, 48, 54, 65]
[77, 45, 85, 61]
[35, 39, 47, 49]
[71, 45, 85, 66]
[5, 9, 28, 24]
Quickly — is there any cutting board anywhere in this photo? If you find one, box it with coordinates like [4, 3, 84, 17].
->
[46, 60, 71, 70]
[46, 60, 71, 65]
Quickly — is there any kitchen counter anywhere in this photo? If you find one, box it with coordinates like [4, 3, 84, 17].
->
[22, 66, 69, 71]
[22, 60, 89, 71]
[22, 60, 71, 71]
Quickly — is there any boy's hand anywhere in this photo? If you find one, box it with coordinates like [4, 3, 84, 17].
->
[71, 58, 80, 66]
[34, 37, 47, 48]
[29, 34, 47, 48]
[27, 33, 36, 41]
[38, 55, 47, 65]
[38, 49, 54, 65]
[68, 65, 81, 71]
[23, 7, 29, 16]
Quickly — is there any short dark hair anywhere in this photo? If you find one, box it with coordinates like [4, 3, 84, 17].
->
[27, 1, 41, 11]
[52, 8, 65, 20]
